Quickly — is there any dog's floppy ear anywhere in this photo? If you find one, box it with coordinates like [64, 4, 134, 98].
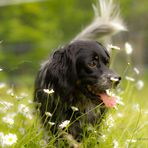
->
[39, 45, 77, 98]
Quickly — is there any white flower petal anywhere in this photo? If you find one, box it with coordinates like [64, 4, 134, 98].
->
[59, 120, 70, 129]
[125, 76, 135, 82]
[125, 42, 133, 55]
[43, 89, 54, 94]
[2, 133, 17, 146]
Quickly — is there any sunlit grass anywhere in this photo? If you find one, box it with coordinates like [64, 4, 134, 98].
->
[0, 44, 148, 147]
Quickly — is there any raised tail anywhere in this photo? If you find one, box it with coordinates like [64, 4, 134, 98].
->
[72, 0, 126, 41]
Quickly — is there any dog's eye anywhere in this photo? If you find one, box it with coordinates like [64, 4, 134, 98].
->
[88, 60, 97, 68]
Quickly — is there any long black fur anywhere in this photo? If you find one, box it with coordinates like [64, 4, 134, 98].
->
[34, 40, 121, 142]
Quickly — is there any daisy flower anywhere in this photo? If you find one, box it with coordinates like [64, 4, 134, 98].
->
[59, 120, 70, 129]
[2, 133, 17, 146]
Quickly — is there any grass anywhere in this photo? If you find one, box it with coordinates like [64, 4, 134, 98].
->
[0, 72, 147, 148]
[0, 51, 148, 147]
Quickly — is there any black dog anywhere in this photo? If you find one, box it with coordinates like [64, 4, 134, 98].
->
[34, 0, 125, 144]
[34, 40, 121, 142]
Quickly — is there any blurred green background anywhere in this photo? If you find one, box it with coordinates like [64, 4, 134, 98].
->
[0, 0, 147, 86]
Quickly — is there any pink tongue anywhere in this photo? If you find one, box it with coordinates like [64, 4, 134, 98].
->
[99, 93, 116, 108]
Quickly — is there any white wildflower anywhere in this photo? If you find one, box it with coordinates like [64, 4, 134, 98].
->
[45, 112, 52, 117]
[48, 121, 55, 126]
[43, 89, 54, 94]
[132, 103, 140, 112]
[125, 139, 137, 147]
[39, 139, 47, 147]
[7, 89, 14, 97]
[108, 44, 120, 51]
[2, 116, 14, 126]
[71, 106, 79, 112]
[106, 115, 114, 129]
[113, 139, 119, 148]
[117, 112, 123, 118]
[59, 120, 70, 129]
[0, 82, 6, 89]
[0, 132, 4, 144]
[20, 92, 28, 98]
[18, 104, 33, 119]
[125, 76, 135, 82]
[28, 100, 33, 104]
[126, 139, 137, 143]
[0, 101, 13, 111]
[125, 42, 133, 55]
[133, 67, 140, 75]
[116, 96, 125, 106]
[2, 133, 17, 146]
[0, 68, 3, 71]
[16, 96, 24, 101]
[136, 80, 144, 90]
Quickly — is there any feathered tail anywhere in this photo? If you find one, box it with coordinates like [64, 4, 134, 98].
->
[73, 0, 126, 41]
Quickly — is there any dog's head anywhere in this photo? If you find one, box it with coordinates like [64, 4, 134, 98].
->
[43, 40, 121, 107]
